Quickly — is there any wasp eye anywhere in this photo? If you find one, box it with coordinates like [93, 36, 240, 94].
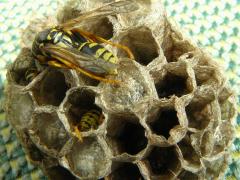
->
[37, 28, 52, 43]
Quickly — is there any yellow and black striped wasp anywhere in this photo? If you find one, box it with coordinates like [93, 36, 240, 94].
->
[30, 0, 138, 141]
[31, 0, 138, 84]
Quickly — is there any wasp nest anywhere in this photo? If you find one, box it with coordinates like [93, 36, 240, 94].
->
[5, 0, 236, 179]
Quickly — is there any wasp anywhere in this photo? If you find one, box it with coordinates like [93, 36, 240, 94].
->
[73, 109, 104, 141]
[30, 0, 139, 84]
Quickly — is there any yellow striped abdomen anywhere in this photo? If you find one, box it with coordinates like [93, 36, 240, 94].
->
[79, 42, 118, 64]
[78, 109, 102, 131]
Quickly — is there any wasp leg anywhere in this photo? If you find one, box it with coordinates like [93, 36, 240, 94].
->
[74, 65, 121, 84]
[73, 29, 135, 59]
[47, 60, 69, 69]
[73, 126, 83, 142]
[46, 55, 120, 84]
[25, 68, 39, 82]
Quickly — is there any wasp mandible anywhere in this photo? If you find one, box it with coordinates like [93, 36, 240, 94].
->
[31, 0, 139, 84]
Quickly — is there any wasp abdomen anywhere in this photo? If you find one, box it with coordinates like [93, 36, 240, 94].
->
[80, 42, 117, 64]
[78, 109, 102, 131]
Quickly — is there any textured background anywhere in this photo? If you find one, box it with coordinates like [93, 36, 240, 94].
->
[0, 0, 239, 179]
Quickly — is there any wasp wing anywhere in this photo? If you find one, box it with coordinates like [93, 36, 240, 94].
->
[42, 44, 119, 75]
[60, 0, 139, 30]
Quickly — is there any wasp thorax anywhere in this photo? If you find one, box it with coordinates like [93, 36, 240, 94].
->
[5, 0, 236, 179]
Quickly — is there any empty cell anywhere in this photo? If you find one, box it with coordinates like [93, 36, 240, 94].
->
[46, 165, 75, 180]
[118, 26, 159, 65]
[178, 170, 198, 179]
[147, 146, 180, 176]
[178, 138, 201, 167]
[108, 163, 144, 180]
[163, 34, 196, 62]
[31, 111, 69, 154]
[219, 98, 235, 121]
[149, 108, 179, 139]
[78, 72, 100, 87]
[65, 137, 110, 178]
[107, 115, 147, 156]
[6, 86, 34, 129]
[23, 134, 45, 163]
[155, 73, 190, 98]
[88, 17, 114, 40]
[194, 66, 216, 86]
[186, 101, 212, 130]
[32, 69, 69, 106]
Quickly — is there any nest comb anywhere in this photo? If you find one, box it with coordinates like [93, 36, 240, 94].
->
[5, 0, 236, 179]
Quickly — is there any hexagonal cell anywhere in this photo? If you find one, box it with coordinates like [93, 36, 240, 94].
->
[64, 87, 104, 135]
[178, 170, 198, 179]
[107, 162, 144, 180]
[18, 131, 45, 165]
[117, 26, 159, 66]
[31, 69, 70, 106]
[57, 2, 114, 40]
[194, 65, 218, 86]
[200, 131, 215, 157]
[162, 28, 197, 62]
[63, 137, 111, 179]
[106, 114, 148, 156]
[5, 85, 34, 129]
[186, 100, 213, 131]
[7, 48, 36, 86]
[218, 88, 235, 121]
[147, 107, 179, 140]
[178, 136, 201, 169]
[45, 165, 75, 180]
[202, 153, 229, 179]
[155, 63, 193, 98]
[145, 146, 181, 178]
[85, 17, 114, 40]
[17, 130, 58, 167]
[29, 107, 70, 157]
[212, 121, 234, 156]
[98, 59, 155, 111]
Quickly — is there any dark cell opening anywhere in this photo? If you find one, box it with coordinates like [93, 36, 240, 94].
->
[186, 102, 212, 130]
[163, 35, 196, 63]
[194, 66, 215, 86]
[47, 166, 75, 180]
[32, 69, 69, 106]
[117, 122, 148, 155]
[91, 17, 114, 40]
[147, 146, 179, 176]
[10, 48, 36, 86]
[109, 163, 144, 180]
[78, 73, 100, 87]
[149, 109, 179, 139]
[178, 170, 198, 179]
[25, 138, 44, 163]
[68, 88, 95, 107]
[118, 27, 159, 66]
[156, 73, 189, 98]
[178, 137, 200, 166]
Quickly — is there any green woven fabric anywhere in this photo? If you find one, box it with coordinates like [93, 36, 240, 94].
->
[0, 0, 239, 179]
